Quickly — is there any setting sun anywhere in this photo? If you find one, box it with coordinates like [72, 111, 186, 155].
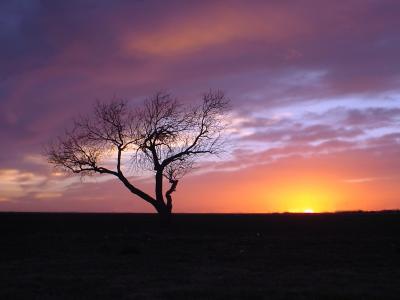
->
[270, 176, 340, 213]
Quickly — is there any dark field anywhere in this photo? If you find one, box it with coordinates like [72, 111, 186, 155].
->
[1, 212, 400, 299]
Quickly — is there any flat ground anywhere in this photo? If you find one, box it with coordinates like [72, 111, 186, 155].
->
[1, 212, 400, 299]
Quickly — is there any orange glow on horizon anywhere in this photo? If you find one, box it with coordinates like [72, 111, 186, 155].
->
[267, 175, 342, 213]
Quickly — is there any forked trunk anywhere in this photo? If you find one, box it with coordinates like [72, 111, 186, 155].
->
[153, 169, 174, 225]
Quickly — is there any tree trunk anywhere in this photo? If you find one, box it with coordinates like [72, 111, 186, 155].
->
[154, 202, 172, 225]
[153, 169, 173, 225]
[155, 171, 164, 205]
[159, 209, 172, 225]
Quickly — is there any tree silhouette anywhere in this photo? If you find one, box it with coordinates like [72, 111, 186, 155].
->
[47, 91, 229, 221]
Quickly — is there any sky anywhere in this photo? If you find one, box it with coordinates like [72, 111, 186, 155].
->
[1, 0, 400, 213]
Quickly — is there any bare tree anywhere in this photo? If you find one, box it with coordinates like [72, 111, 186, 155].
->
[47, 91, 229, 221]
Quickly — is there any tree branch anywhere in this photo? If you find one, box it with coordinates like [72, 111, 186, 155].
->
[165, 179, 178, 211]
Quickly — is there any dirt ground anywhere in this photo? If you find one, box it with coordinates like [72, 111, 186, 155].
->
[1, 212, 400, 299]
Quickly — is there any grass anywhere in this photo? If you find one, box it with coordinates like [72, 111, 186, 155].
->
[1, 212, 400, 299]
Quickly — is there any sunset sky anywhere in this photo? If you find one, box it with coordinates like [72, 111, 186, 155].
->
[1, 0, 400, 213]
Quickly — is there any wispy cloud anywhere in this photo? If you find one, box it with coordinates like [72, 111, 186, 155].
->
[344, 177, 392, 184]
